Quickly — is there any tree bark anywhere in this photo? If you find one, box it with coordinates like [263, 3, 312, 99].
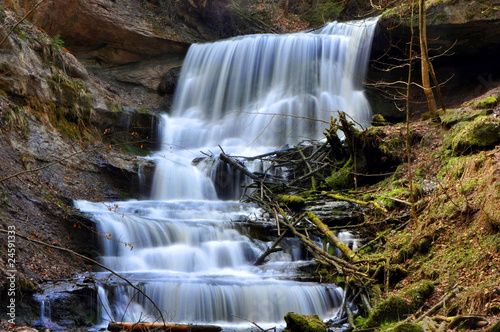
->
[419, 0, 438, 119]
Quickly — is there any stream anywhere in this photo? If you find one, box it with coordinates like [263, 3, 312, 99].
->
[71, 17, 378, 331]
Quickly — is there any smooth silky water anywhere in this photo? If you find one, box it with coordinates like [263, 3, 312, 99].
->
[74, 17, 378, 331]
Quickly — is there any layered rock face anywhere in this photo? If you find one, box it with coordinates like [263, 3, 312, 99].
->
[5, 0, 189, 66]
[2, 0, 257, 97]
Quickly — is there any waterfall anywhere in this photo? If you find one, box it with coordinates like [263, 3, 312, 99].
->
[75, 17, 377, 330]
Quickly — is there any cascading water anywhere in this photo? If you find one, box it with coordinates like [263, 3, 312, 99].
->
[75, 17, 377, 330]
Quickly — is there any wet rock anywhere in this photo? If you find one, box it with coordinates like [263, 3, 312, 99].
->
[94, 55, 184, 94]
[6, 0, 189, 67]
[33, 279, 98, 331]
[158, 66, 182, 95]
[0, 24, 52, 102]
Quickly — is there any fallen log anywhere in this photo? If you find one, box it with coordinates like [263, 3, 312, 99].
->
[306, 212, 360, 262]
[108, 322, 222, 332]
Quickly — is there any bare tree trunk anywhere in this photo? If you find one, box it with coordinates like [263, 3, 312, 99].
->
[419, 0, 438, 119]
[407, 0, 416, 220]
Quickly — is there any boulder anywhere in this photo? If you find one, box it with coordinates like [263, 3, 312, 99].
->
[451, 116, 500, 155]
[284, 312, 326, 332]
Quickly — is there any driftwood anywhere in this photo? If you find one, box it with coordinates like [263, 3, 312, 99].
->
[108, 322, 222, 332]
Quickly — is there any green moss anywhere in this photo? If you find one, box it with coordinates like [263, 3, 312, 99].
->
[119, 143, 150, 157]
[364, 295, 409, 327]
[19, 279, 36, 293]
[372, 113, 387, 126]
[376, 188, 411, 210]
[364, 280, 434, 327]
[474, 95, 498, 109]
[440, 108, 491, 128]
[421, 109, 445, 121]
[450, 116, 500, 155]
[1, 189, 9, 206]
[299, 1, 345, 25]
[355, 316, 367, 327]
[325, 158, 354, 190]
[278, 194, 306, 210]
[284, 312, 326, 332]
[389, 322, 425, 332]
[106, 102, 124, 113]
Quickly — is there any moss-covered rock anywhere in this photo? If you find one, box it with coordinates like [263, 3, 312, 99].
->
[364, 280, 434, 327]
[421, 109, 445, 121]
[440, 108, 492, 128]
[450, 116, 500, 155]
[474, 96, 498, 109]
[372, 113, 387, 127]
[284, 312, 326, 332]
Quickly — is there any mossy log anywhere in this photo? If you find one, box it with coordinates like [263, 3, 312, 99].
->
[325, 192, 388, 213]
[284, 218, 367, 278]
[306, 212, 360, 261]
[108, 322, 222, 332]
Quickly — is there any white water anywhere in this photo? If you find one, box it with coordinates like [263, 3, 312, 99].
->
[75, 18, 377, 330]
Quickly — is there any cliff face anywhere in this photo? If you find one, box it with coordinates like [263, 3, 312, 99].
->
[4, 0, 189, 67]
